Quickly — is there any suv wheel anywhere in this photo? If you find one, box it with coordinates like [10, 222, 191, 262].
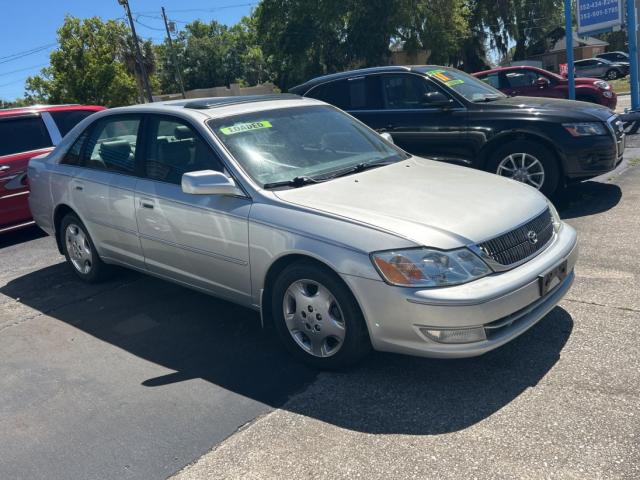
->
[605, 69, 619, 80]
[487, 140, 560, 197]
[60, 213, 111, 283]
[271, 261, 371, 369]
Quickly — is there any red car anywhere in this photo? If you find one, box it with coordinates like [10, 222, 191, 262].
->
[473, 66, 617, 110]
[0, 104, 105, 234]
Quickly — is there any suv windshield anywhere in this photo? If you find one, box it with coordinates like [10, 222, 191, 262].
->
[208, 105, 408, 187]
[419, 67, 507, 102]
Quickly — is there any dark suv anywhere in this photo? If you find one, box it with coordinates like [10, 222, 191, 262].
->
[289, 65, 624, 196]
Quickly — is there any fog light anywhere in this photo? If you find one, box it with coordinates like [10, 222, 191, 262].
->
[420, 326, 486, 344]
[603, 91, 613, 98]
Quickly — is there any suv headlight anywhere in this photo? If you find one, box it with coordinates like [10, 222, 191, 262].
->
[548, 201, 563, 233]
[371, 248, 491, 287]
[562, 122, 607, 137]
[594, 80, 610, 90]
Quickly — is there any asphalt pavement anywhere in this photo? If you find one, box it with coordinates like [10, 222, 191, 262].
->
[1, 147, 639, 479]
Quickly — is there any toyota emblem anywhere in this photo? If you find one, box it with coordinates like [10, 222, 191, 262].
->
[527, 230, 538, 245]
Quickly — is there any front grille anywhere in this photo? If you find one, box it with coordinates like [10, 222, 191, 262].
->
[478, 208, 553, 266]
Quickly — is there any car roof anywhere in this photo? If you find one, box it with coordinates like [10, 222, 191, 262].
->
[103, 94, 326, 120]
[288, 65, 450, 93]
[473, 65, 545, 75]
[0, 104, 105, 118]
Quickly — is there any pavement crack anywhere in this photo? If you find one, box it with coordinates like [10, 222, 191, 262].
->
[563, 297, 640, 313]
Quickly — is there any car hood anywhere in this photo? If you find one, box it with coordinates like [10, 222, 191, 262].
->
[480, 95, 614, 121]
[273, 157, 549, 249]
[574, 76, 604, 84]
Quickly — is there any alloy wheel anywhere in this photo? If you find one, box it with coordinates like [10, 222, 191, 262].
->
[282, 279, 346, 357]
[65, 223, 93, 274]
[496, 152, 546, 190]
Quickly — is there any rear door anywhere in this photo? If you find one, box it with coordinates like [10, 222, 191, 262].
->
[65, 114, 145, 269]
[134, 114, 252, 303]
[0, 114, 53, 230]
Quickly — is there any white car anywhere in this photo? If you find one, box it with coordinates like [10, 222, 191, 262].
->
[28, 95, 578, 368]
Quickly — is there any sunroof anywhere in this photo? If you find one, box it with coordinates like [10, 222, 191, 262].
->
[183, 94, 300, 110]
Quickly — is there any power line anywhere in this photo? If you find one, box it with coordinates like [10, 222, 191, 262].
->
[0, 63, 48, 78]
[0, 43, 57, 65]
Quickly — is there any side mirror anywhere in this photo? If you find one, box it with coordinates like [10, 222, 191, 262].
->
[536, 77, 550, 88]
[181, 170, 243, 196]
[380, 132, 394, 144]
[422, 91, 454, 108]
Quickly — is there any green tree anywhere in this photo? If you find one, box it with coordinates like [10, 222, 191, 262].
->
[25, 16, 140, 107]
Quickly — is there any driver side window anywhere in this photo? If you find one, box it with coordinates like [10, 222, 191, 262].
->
[381, 74, 439, 109]
[143, 116, 224, 185]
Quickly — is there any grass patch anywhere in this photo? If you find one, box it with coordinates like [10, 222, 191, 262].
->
[628, 157, 640, 166]
[610, 77, 630, 95]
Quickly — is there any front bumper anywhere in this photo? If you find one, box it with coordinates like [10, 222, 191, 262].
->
[562, 133, 623, 179]
[342, 224, 578, 358]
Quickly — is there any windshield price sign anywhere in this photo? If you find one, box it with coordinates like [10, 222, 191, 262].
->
[577, 0, 623, 35]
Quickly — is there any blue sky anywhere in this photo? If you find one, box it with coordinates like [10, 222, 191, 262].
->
[0, 1, 256, 100]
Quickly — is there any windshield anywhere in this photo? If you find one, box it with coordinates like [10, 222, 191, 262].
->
[208, 105, 408, 187]
[419, 67, 507, 102]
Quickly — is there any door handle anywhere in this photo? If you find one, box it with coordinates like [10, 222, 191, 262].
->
[140, 198, 155, 209]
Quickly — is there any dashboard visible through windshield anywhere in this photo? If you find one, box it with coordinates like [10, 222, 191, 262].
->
[208, 105, 408, 187]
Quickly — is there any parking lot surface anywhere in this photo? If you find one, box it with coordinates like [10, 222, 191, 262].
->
[1, 150, 639, 479]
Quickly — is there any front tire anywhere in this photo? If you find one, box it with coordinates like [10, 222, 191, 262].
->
[486, 140, 560, 197]
[271, 261, 371, 369]
[60, 213, 111, 283]
[605, 69, 619, 80]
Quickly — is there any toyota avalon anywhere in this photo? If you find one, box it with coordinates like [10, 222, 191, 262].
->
[28, 95, 578, 368]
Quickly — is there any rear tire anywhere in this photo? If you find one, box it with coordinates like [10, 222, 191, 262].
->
[271, 261, 371, 369]
[486, 140, 561, 197]
[60, 213, 112, 283]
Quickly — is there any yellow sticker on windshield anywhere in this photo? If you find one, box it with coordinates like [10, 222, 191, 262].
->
[446, 79, 464, 86]
[220, 120, 272, 135]
[426, 69, 451, 82]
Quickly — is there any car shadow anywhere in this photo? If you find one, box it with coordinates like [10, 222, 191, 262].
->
[1, 263, 572, 435]
[0, 225, 46, 249]
[554, 180, 622, 219]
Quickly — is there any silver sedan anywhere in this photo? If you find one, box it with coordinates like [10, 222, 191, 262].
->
[28, 95, 577, 368]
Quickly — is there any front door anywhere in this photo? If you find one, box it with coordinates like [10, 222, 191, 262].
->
[350, 73, 471, 165]
[134, 115, 252, 304]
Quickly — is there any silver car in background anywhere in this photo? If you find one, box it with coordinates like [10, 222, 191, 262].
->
[28, 95, 578, 368]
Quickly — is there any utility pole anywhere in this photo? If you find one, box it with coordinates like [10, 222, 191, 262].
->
[118, 0, 154, 103]
[161, 7, 187, 99]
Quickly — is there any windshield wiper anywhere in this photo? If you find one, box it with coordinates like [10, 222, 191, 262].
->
[263, 176, 321, 189]
[475, 94, 502, 102]
[321, 159, 398, 181]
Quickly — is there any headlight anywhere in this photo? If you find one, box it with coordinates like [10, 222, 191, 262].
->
[594, 80, 610, 90]
[371, 248, 491, 287]
[562, 122, 607, 137]
[547, 201, 563, 233]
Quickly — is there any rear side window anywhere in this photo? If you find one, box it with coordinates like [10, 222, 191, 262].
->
[0, 115, 51, 157]
[306, 77, 382, 110]
[82, 116, 141, 174]
[50, 110, 97, 137]
[479, 73, 501, 89]
[143, 116, 225, 184]
[61, 130, 89, 166]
